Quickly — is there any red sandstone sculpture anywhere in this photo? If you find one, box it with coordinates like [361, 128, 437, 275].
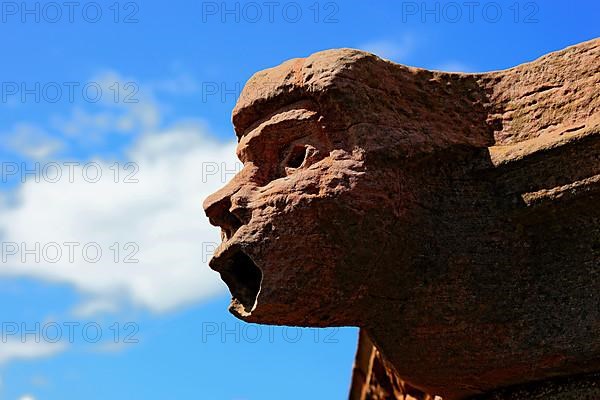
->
[204, 39, 600, 399]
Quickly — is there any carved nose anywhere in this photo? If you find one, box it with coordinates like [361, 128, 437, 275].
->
[204, 166, 256, 239]
[203, 191, 243, 240]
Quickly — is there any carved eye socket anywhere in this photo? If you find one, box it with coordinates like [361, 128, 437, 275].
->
[286, 145, 308, 169]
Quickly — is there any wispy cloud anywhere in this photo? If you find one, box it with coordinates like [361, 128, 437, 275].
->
[433, 61, 475, 73]
[2, 123, 64, 160]
[357, 37, 476, 73]
[357, 34, 415, 61]
[50, 71, 161, 140]
[2, 71, 165, 163]
[150, 72, 199, 95]
[0, 341, 67, 365]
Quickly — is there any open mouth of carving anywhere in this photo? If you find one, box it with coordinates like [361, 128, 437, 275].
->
[210, 248, 263, 317]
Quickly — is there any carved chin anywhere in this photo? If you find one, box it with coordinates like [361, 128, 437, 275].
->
[209, 247, 263, 318]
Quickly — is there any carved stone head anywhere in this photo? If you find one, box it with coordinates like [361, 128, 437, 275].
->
[203, 49, 494, 325]
[204, 41, 600, 399]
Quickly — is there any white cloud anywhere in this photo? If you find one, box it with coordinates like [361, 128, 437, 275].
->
[19, 395, 36, 400]
[358, 35, 415, 61]
[0, 122, 238, 314]
[0, 67, 240, 317]
[0, 341, 67, 365]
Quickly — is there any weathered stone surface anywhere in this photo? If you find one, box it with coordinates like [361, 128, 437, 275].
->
[350, 330, 439, 400]
[350, 336, 600, 400]
[203, 39, 600, 399]
[470, 372, 600, 400]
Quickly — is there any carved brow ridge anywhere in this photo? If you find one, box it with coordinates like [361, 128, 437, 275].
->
[240, 111, 320, 162]
[237, 99, 320, 140]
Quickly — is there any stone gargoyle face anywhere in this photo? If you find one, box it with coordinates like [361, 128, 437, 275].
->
[203, 99, 389, 327]
[203, 48, 493, 328]
[203, 44, 600, 398]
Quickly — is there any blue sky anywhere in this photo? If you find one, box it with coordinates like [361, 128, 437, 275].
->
[0, 1, 598, 399]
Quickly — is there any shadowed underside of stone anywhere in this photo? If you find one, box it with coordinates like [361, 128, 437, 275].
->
[204, 38, 599, 400]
